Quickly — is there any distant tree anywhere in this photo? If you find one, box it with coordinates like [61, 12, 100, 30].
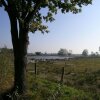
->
[58, 48, 68, 56]
[91, 52, 99, 57]
[91, 51, 95, 57]
[68, 50, 72, 56]
[91, 51, 94, 56]
[95, 52, 99, 56]
[82, 49, 88, 56]
[35, 52, 42, 55]
[0, 0, 92, 95]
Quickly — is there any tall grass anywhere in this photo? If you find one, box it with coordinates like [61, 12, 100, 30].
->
[0, 51, 14, 93]
[27, 58, 100, 99]
[0, 50, 100, 99]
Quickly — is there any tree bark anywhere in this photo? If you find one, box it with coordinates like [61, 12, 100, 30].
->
[13, 25, 29, 94]
[7, 11, 29, 94]
[14, 24, 29, 94]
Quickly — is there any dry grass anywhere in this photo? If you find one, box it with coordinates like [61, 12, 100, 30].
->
[0, 52, 100, 99]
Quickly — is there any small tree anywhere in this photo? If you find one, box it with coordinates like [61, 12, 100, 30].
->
[68, 50, 72, 56]
[58, 48, 68, 56]
[82, 49, 88, 56]
[35, 52, 42, 55]
[0, 0, 92, 95]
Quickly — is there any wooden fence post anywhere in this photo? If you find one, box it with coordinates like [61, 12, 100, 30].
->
[35, 61, 37, 75]
[60, 67, 64, 84]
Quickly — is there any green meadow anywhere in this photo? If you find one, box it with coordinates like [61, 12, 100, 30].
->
[0, 51, 100, 99]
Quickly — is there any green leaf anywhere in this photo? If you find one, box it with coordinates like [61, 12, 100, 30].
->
[0, 0, 2, 7]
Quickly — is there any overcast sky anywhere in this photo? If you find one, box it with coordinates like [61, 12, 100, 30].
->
[0, 0, 100, 54]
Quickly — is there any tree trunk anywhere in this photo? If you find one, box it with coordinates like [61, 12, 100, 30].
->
[7, 11, 29, 94]
[14, 26, 29, 94]
[13, 46, 27, 94]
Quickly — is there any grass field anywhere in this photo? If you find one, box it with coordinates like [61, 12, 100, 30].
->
[0, 52, 100, 99]
[28, 57, 100, 99]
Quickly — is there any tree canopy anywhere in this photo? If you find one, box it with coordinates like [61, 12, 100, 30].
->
[58, 48, 68, 55]
[82, 49, 88, 56]
[0, 0, 92, 34]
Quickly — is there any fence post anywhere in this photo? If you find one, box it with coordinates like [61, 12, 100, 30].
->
[60, 67, 64, 84]
[34, 61, 37, 75]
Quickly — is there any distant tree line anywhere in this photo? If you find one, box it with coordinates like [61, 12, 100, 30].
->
[82, 48, 100, 57]
[0, 46, 13, 54]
